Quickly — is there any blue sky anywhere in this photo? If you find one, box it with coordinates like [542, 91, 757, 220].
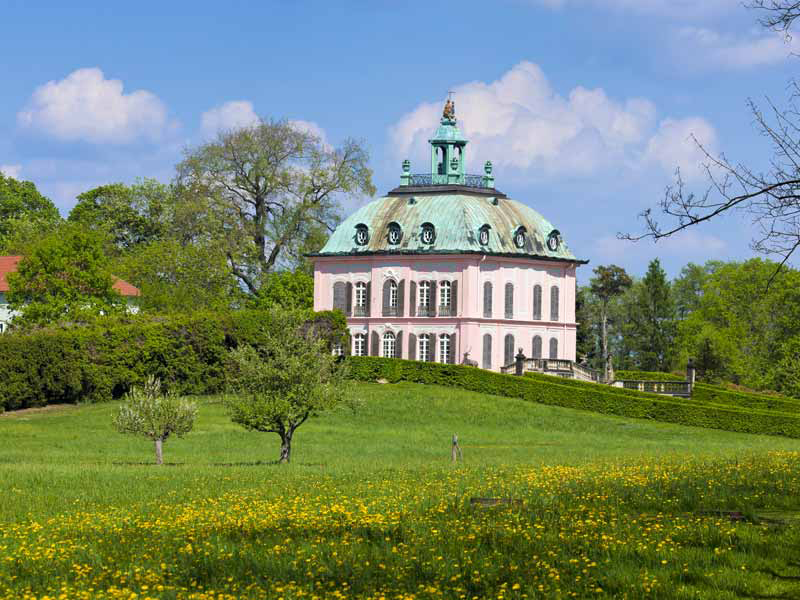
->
[1, 0, 798, 281]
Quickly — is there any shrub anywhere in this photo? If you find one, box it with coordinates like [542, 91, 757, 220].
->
[0, 309, 348, 411]
[347, 357, 800, 439]
[614, 370, 686, 381]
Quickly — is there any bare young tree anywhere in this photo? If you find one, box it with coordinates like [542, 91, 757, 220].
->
[177, 120, 375, 295]
[624, 2, 800, 278]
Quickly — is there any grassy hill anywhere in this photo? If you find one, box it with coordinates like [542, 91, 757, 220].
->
[2, 382, 800, 598]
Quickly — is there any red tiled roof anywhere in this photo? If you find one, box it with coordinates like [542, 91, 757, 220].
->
[0, 255, 140, 297]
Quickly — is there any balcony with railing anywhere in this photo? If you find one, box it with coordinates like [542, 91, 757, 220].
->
[417, 305, 435, 317]
[353, 305, 369, 317]
[438, 305, 455, 317]
[402, 173, 491, 189]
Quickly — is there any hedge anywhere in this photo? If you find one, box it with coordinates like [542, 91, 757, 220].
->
[614, 370, 686, 382]
[0, 309, 348, 412]
[347, 357, 800, 439]
[693, 383, 800, 414]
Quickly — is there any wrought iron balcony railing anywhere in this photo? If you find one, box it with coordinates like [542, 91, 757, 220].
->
[438, 305, 455, 317]
[417, 305, 435, 317]
[353, 306, 368, 317]
[403, 173, 491, 188]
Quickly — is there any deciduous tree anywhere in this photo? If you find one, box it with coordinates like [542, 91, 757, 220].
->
[0, 173, 61, 243]
[589, 265, 632, 381]
[113, 376, 197, 465]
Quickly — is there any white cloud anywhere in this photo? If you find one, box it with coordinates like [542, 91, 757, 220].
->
[390, 61, 713, 179]
[18, 68, 170, 144]
[0, 164, 22, 179]
[593, 230, 726, 263]
[289, 119, 331, 150]
[644, 117, 717, 180]
[676, 27, 800, 69]
[200, 100, 260, 137]
[534, 0, 737, 18]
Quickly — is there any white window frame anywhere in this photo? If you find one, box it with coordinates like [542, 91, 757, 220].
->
[438, 334, 450, 364]
[355, 282, 368, 309]
[418, 333, 430, 361]
[382, 332, 396, 358]
[419, 281, 431, 309]
[439, 281, 451, 309]
[389, 280, 398, 309]
[353, 333, 366, 357]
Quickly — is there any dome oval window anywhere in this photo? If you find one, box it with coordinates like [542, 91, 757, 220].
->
[387, 222, 403, 245]
[478, 224, 491, 246]
[421, 222, 436, 245]
[547, 229, 561, 252]
[355, 224, 369, 246]
[513, 227, 527, 249]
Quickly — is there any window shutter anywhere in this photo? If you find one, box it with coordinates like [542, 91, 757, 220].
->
[550, 286, 559, 321]
[482, 334, 492, 369]
[333, 282, 346, 312]
[532, 335, 542, 359]
[370, 331, 379, 356]
[451, 280, 458, 315]
[428, 335, 436, 362]
[533, 285, 542, 320]
[549, 337, 558, 359]
[382, 280, 391, 316]
[504, 334, 514, 367]
[449, 333, 456, 364]
[366, 282, 372, 317]
[398, 280, 405, 316]
[409, 333, 417, 360]
[505, 283, 514, 319]
[346, 282, 353, 317]
[430, 281, 437, 315]
[409, 281, 416, 317]
[483, 282, 492, 318]
[396, 331, 403, 359]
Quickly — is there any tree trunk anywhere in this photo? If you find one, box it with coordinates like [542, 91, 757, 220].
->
[154, 438, 163, 465]
[279, 434, 292, 464]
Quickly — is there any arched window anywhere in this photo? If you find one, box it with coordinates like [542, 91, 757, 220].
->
[504, 334, 514, 367]
[355, 282, 369, 316]
[532, 335, 542, 359]
[483, 281, 493, 318]
[513, 226, 527, 249]
[387, 222, 402, 245]
[550, 285, 560, 321]
[478, 224, 491, 246]
[333, 281, 347, 313]
[438, 334, 450, 364]
[420, 222, 436, 245]
[532, 284, 542, 320]
[353, 333, 367, 357]
[547, 229, 561, 252]
[505, 282, 514, 319]
[419, 280, 431, 316]
[439, 281, 451, 315]
[383, 279, 399, 316]
[418, 333, 431, 361]
[332, 342, 344, 357]
[382, 331, 396, 358]
[549, 337, 558, 359]
[355, 224, 369, 246]
[482, 334, 492, 369]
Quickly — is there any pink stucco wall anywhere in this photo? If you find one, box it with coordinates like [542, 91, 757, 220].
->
[312, 254, 578, 371]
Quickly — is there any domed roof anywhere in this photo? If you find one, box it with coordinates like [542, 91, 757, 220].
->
[315, 192, 584, 263]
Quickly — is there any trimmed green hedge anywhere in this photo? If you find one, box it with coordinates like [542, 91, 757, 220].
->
[0, 309, 347, 412]
[693, 383, 800, 414]
[347, 357, 800, 439]
[615, 370, 686, 381]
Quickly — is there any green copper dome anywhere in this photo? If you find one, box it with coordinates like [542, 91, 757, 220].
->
[313, 99, 586, 264]
[314, 193, 584, 263]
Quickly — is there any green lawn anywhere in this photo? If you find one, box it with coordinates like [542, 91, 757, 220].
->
[2, 382, 800, 599]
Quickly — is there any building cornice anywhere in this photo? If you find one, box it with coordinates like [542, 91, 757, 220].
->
[308, 249, 589, 266]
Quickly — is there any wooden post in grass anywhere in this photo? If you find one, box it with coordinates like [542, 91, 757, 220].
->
[452, 434, 463, 463]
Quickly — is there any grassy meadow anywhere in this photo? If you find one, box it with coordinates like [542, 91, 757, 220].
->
[2, 382, 800, 599]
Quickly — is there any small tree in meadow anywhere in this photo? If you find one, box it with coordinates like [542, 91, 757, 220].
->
[225, 312, 350, 464]
[112, 376, 197, 465]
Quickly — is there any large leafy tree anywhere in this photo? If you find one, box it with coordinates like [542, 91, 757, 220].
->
[626, 259, 677, 372]
[7, 225, 125, 328]
[0, 173, 61, 244]
[176, 119, 374, 295]
[589, 265, 632, 381]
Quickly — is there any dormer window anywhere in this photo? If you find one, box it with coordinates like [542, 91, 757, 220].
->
[355, 224, 369, 246]
[478, 224, 491, 246]
[421, 222, 436, 245]
[513, 227, 527, 249]
[547, 229, 561, 252]
[387, 222, 402, 245]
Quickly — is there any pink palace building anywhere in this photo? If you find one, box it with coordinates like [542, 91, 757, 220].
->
[310, 99, 588, 370]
